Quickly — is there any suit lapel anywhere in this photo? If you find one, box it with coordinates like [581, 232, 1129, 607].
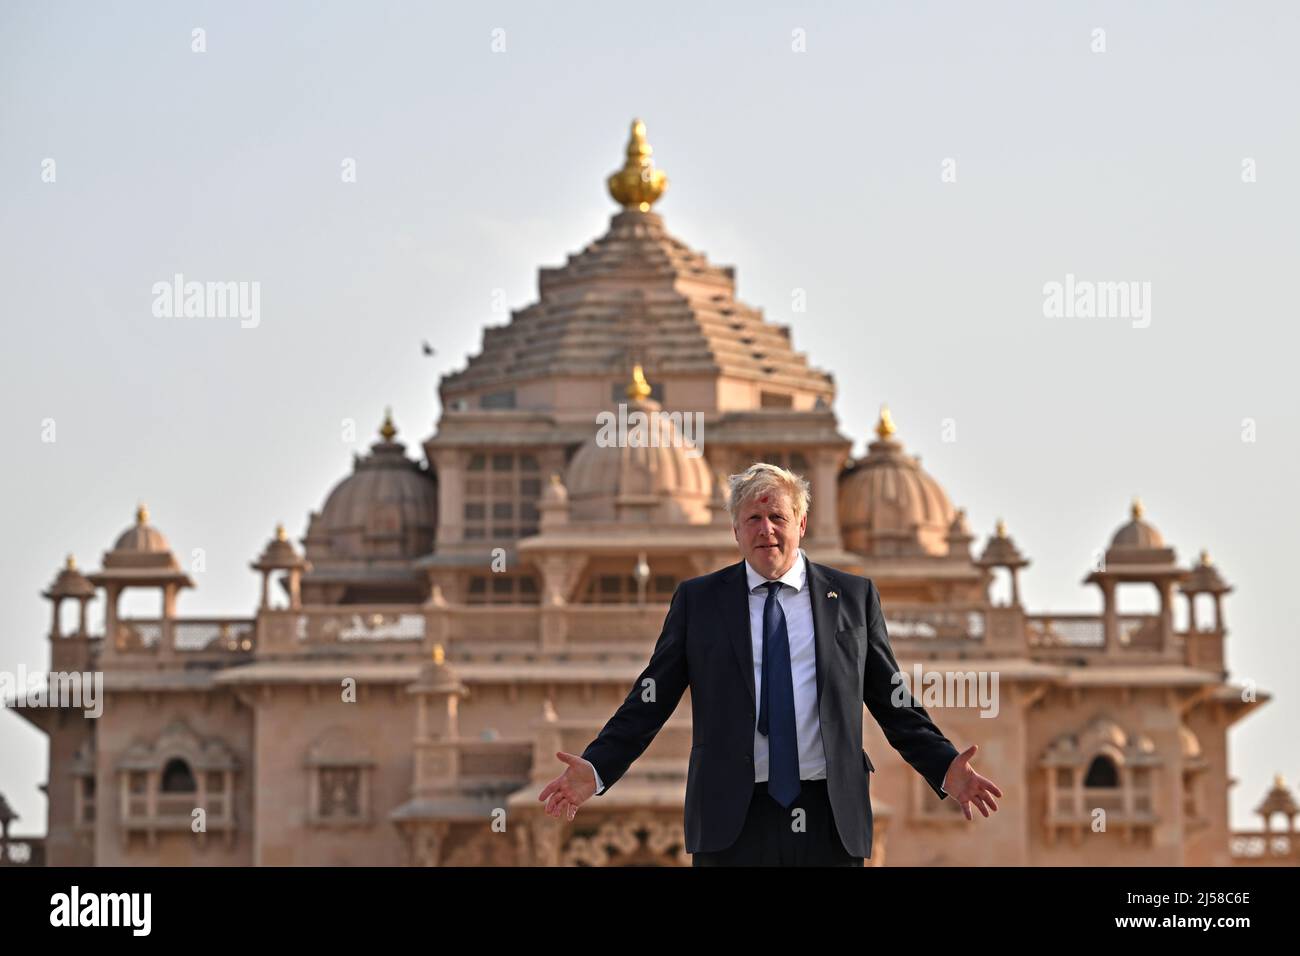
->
[805, 556, 836, 707]
[722, 559, 756, 711]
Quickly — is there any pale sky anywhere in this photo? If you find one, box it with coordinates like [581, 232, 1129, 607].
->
[1, 0, 1296, 835]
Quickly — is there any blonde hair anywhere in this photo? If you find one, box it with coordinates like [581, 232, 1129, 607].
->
[726, 462, 812, 526]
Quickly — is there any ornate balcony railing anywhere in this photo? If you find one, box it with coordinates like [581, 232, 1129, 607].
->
[258, 606, 426, 652]
[122, 792, 233, 828]
[1052, 787, 1155, 816]
[109, 617, 255, 655]
[174, 620, 255, 652]
[1025, 613, 1160, 649]
[435, 606, 540, 645]
[563, 605, 673, 644]
[0, 836, 45, 866]
[87, 604, 1202, 668]
[1229, 830, 1300, 864]
[884, 606, 986, 642]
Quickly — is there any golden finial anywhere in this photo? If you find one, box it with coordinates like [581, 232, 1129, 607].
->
[626, 363, 652, 400]
[65, 553, 77, 571]
[1199, 548, 1211, 567]
[136, 502, 149, 525]
[996, 518, 1007, 539]
[432, 643, 445, 665]
[1131, 496, 1144, 520]
[379, 407, 397, 442]
[875, 404, 897, 440]
[607, 118, 668, 212]
[275, 523, 287, 542]
[1274, 773, 1287, 789]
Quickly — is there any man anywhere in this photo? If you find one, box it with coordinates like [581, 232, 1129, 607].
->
[537, 462, 1002, 865]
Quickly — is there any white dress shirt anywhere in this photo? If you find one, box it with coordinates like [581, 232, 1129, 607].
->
[746, 548, 827, 783]
[584, 549, 949, 797]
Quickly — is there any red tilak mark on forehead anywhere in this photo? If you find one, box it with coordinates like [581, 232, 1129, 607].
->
[759, 495, 769, 503]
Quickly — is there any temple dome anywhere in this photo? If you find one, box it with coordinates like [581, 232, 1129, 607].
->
[96, 503, 190, 581]
[43, 554, 96, 600]
[112, 503, 171, 554]
[1110, 497, 1164, 549]
[838, 406, 956, 557]
[563, 367, 713, 524]
[309, 411, 437, 561]
[1095, 497, 1178, 572]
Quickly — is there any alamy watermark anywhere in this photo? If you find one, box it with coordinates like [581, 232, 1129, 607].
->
[50, 886, 150, 935]
[151, 273, 260, 328]
[891, 665, 999, 718]
[1042, 273, 1151, 328]
[0, 664, 103, 718]
[595, 403, 704, 458]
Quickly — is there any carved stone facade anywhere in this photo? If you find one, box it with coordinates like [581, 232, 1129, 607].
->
[6, 121, 1286, 867]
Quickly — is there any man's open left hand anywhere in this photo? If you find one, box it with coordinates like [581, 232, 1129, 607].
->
[942, 744, 1003, 821]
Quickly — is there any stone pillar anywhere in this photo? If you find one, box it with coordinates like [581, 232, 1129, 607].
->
[540, 607, 567, 651]
[146, 770, 158, 818]
[1100, 579, 1117, 652]
[539, 554, 582, 607]
[433, 449, 467, 546]
[538, 554, 583, 651]
[1157, 579, 1174, 650]
[104, 584, 121, 654]
[160, 583, 178, 660]
[809, 448, 845, 547]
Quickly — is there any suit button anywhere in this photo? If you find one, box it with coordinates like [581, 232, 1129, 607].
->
[744, 755, 752, 764]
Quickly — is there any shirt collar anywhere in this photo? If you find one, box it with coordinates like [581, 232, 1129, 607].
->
[744, 547, 807, 594]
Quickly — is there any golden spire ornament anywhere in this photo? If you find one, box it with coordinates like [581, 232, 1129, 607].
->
[136, 502, 150, 525]
[626, 363, 652, 400]
[875, 404, 897, 441]
[607, 118, 668, 212]
[379, 407, 397, 442]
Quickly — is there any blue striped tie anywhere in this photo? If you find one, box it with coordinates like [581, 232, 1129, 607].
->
[758, 580, 801, 807]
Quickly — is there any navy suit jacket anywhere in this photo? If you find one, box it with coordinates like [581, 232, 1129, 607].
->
[581, 555, 960, 857]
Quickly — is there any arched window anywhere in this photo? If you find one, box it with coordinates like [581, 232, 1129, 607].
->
[1084, 755, 1119, 788]
[160, 757, 197, 793]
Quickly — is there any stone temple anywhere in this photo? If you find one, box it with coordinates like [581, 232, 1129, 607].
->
[4, 120, 1293, 867]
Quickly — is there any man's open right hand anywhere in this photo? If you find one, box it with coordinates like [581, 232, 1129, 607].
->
[537, 751, 597, 822]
